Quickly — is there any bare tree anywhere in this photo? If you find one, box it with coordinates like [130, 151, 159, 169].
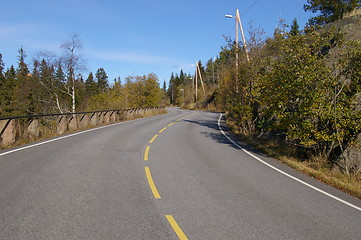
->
[60, 34, 86, 113]
[32, 50, 65, 113]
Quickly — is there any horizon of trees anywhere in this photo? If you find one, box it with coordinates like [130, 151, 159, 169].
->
[0, 35, 166, 118]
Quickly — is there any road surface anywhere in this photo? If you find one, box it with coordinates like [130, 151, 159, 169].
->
[0, 108, 360, 239]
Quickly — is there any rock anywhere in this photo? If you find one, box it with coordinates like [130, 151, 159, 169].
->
[57, 116, 67, 135]
[28, 119, 40, 140]
[0, 119, 21, 147]
[339, 134, 361, 173]
[68, 115, 78, 131]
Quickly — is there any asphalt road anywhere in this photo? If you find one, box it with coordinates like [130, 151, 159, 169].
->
[0, 108, 360, 239]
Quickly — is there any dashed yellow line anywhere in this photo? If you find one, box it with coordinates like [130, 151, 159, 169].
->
[144, 146, 150, 161]
[165, 215, 188, 240]
[167, 122, 174, 127]
[145, 167, 161, 199]
[176, 117, 185, 122]
[159, 127, 167, 133]
[149, 134, 158, 143]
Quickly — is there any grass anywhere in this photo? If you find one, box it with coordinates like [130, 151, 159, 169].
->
[226, 119, 361, 199]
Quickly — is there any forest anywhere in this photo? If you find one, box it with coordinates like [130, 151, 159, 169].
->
[0, 35, 167, 118]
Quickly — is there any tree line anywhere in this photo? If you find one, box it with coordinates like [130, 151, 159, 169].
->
[168, 0, 361, 173]
[0, 35, 166, 118]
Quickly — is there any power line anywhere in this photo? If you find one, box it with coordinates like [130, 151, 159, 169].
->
[241, 0, 259, 16]
[225, 0, 259, 42]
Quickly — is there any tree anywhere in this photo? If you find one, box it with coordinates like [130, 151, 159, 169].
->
[0, 54, 6, 116]
[289, 18, 300, 36]
[95, 67, 109, 92]
[0, 53, 4, 78]
[60, 34, 86, 113]
[17, 46, 29, 76]
[85, 72, 97, 96]
[163, 80, 166, 92]
[304, 0, 361, 25]
[11, 47, 32, 116]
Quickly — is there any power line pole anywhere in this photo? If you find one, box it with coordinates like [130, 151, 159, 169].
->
[226, 9, 250, 63]
[236, 9, 250, 63]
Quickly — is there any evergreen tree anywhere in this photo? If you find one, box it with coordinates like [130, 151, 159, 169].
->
[85, 72, 97, 96]
[0, 54, 5, 115]
[0, 53, 4, 78]
[163, 80, 166, 91]
[95, 67, 109, 92]
[289, 18, 300, 36]
[55, 62, 65, 83]
[168, 73, 175, 104]
[17, 46, 29, 76]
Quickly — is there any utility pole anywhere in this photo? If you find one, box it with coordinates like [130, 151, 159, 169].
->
[226, 9, 250, 93]
[194, 63, 198, 103]
[236, 9, 250, 63]
[196, 62, 205, 94]
[226, 9, 250, 63]
[193, 61, 206, 103]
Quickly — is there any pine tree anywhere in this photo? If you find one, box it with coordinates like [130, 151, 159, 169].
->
[17, 46, 29, 76]
[85, 72, 97, 96]
[289, 18, 300, 36]
[95, 68, 109, 92]
[163, 80, 166, 91]
[55, 62, 65, 83]
[0, 53, 4, 78]
[0, 54, 5, 116]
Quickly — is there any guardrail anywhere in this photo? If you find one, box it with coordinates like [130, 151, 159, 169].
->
[0, 107, 164, 148]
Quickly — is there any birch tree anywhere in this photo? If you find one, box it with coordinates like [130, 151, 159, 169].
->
[60, 34, 86, 113]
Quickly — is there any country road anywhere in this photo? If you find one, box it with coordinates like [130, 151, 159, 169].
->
[0, 108, 360, 240]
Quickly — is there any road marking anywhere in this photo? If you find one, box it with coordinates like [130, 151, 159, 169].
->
[167, 122, 174, 127]
[218, 114, 361, 212]
[165, 215, 188, 240]
[144, 146, 150, 161]
[159, 127, 167, 133]
[145, 167, 161, 199]
[149, 134, 158, 143]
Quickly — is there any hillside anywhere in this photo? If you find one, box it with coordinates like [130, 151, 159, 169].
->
[324, 14, 361, 174]
[324, 14, 361, 42]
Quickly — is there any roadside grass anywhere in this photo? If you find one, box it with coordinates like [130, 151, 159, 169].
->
[226, 119, 361, 199]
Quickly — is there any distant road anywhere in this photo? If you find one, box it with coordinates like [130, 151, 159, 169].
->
[1, 108, 360, 239]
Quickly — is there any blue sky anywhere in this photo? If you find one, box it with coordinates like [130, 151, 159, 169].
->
[1, 0, 314, 85]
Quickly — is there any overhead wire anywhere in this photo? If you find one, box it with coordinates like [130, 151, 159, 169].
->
[225, 0, 259, 42]
[241, 0, 259, 16]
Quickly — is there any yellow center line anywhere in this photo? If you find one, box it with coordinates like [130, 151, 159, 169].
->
[159, 127, 167, 133]
[165, 215, 188, 240]
[167, 122, 174, 127]
[149, 134, 158, 143]
[144, 146, 150, 161]
[144, 167, 161, 199]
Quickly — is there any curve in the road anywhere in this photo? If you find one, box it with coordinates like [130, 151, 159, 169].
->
[143, 114, 190, 240]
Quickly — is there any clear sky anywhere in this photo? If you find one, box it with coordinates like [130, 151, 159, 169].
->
[1, 0, 314, 85]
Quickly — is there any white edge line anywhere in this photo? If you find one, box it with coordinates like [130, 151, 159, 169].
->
[218, 113, 361, 212]
[0, 115, 159, 157]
